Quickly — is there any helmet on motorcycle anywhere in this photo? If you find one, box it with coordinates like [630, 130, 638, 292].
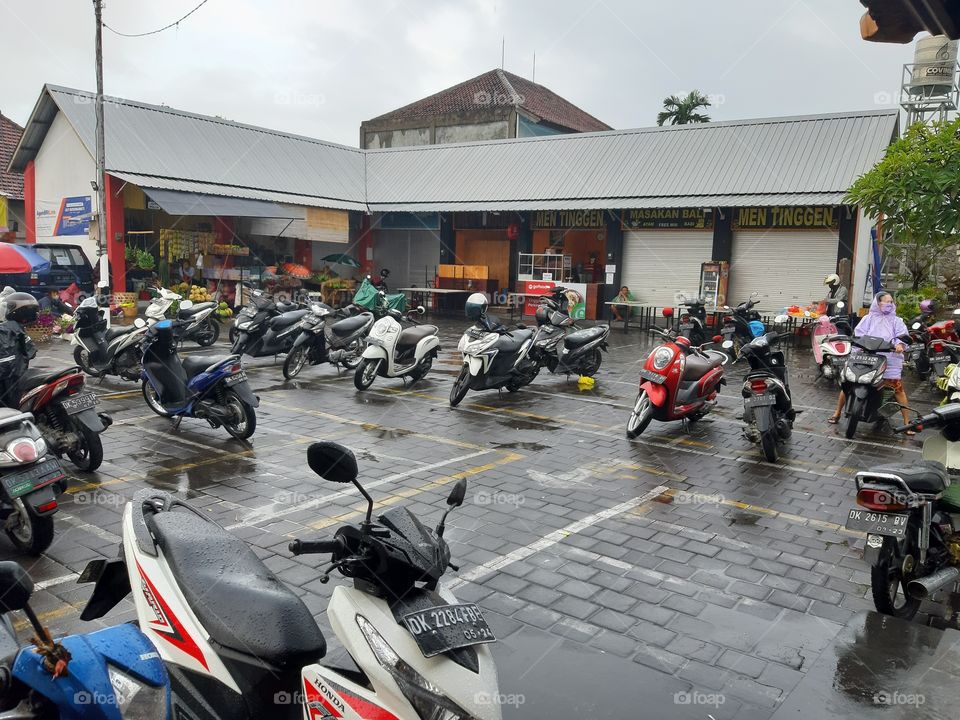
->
[3, 292, 39, 325]
[465, 293, 488, 321]
[824, 274, 840, 287]
[920, 299, 935, 314]
[748, 320, 766, 338]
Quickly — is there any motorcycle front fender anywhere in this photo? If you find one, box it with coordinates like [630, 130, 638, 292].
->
[467, 356, 484, 376]
[641, 381, 667, 407]
[226, 380, 259, 408]
[361, 344, 389, 361]
[70, 407, 106, 434]
[852, 385, 870, 401]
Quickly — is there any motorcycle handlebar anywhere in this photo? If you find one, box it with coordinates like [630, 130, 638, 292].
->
[288, 537, 344, 556]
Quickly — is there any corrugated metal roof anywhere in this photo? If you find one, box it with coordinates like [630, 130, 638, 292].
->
[10, 85, 897, 214]
[365, 110, 898, 211]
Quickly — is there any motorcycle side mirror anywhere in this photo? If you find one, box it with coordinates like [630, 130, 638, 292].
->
[308, 442, 374, 529]
[133, 318, 147, 329]
[437, 478, 468, 537]
[0, 562, 33, 612]
[97, 280, 109, 289]
[416, 306, 426, 315]
[773, 314, 789, 324]
[722, 340, 734, 350]
[912, 322, 922, 330]
[836, 301, 845, 310]
[180, 299, 194, 310]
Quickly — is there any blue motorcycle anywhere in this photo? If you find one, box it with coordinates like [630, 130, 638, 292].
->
[0, 561, 170, 718]
[141, 320, 258, 440]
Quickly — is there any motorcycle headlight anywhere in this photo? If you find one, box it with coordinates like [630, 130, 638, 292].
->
[843, 366, 858, 383]
[652, 347, 674, 370]
[357, 615, 473, 720]
[106, 665, 169, 719]
[237, 321, 252, 330]
[462, 334, 498, 355]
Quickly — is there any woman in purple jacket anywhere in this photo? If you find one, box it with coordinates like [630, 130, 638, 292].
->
[828, 292, 914, 434]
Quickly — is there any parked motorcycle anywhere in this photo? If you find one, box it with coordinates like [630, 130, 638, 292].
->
[0, 561, 170, 717]
[677, 294, 709, 345]
[0, 409, 65, 554]
[232, 300, 309, 359]
[80, 441, 502, 720]
[839, 334, 906, 439]
[141, 319, 259, 440]
[720, 292, 764, 353]
[72, 295, 148, 381]
[845, 402, 960, 619]
[730, 324, 796, 462]
[529, 287, 610, 377]
[907, 309, 960, 387]
[145, 286, 220, 346]
[19, 366, 111, 472]
[282, 302, 374, 379]
[812, 301, 854, 382]
[626, 311, 727, 438]
[354, 298, 439, 390]
[450, 293, 538, 406]
[229, 287, 299, 346]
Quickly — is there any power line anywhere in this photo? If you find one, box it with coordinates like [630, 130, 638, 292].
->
[103, 0, 211, 38]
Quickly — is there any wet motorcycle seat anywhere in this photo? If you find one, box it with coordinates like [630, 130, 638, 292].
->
[269, 309, 310, 330]
[494, 328, 534, 355]
[397, 325, 438, 353]
[147, 509, 326, 668]
[104, 325, 140, 341]
[564, 326, 607, 350]
[276, 301, 298, 313]
[867, 461, 948, 494]
[682, 351, 724, 381]
[178, 302, 216, 318]
[181, 355, 232, 379]
[19, 369, 73, 392]
[331, 314, 370, 337]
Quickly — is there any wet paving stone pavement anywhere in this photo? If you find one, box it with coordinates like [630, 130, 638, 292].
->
[14, 319, 958, 719]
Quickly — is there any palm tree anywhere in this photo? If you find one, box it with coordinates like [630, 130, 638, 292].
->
[656, 91, 712, 126]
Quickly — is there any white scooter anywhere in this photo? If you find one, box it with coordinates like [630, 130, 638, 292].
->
[79, 441, 502, 720]
[145, 287, 220, 346]
[354, 298, 439, 390]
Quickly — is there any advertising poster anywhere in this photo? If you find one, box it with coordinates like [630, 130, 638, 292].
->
[519, 280, 589, 319]
[520, 280, 554, 316]
[36, 196, 92, 237]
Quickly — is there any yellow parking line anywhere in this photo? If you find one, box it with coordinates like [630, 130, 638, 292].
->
[308, 452, 523, 530]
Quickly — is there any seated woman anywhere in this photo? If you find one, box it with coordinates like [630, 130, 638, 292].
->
[611, 286, 634, 322]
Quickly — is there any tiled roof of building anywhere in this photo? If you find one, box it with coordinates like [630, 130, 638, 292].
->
[365, 69, 611, 133]
[0, 114, 24, 199]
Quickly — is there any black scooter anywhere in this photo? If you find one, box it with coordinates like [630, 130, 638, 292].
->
[732, 329, 796, 462]
[677, 295, 709, 345]
[720, 292, 763, 352]
[529, 287, 610, 377]
[71, 295, 148, 381]
[282, 302, 375, 379]
[839, 335, 906, 439]
[232, 293, 309, 358]
[451, 311, 538, 406]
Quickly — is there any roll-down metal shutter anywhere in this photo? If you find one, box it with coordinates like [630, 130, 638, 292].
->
[729, 229, 839, 310]
[372, 230, 441, 290]
[622, 230, 714, 307]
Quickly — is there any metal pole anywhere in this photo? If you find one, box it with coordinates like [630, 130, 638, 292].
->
[94, 0, 109, 292]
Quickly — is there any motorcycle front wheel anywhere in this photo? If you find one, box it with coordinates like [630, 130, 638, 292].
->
[142, 381, 169, 417]
[5, 499, 54, 556]
[67, 424, 104, 472]
[228, 326, 239, 345]
[354, 358, 381, 391]
[283, 344, 308, 379]
[222, 390, 256, 440]
[450, 366, 470, 407]
[626, 391, 653, 439]
[871, 536, 921, 619]
[195, 318, 220, 347]
[845, 397, 864, 439]
[342, 340, 365, 370]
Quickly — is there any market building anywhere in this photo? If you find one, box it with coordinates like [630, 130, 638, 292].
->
[0, 112, 25, 241]
[7, 84, 897, 316]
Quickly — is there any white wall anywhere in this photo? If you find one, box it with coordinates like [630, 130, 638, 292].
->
[852, 208, 875, 311]
[33, 111, 98, 263]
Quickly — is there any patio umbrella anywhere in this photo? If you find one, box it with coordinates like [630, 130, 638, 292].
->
[0, 244, 50, 273]
[321, 253, 361, 268]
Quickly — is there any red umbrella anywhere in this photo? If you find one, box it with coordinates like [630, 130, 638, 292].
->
[0, 244, 50, 273]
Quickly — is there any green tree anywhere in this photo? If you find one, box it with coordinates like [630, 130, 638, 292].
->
[846, 118, 960, 291]
[656, 91, 712, 126]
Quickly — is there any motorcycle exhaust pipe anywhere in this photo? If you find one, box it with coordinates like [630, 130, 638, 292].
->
[907, 566, 960, 600]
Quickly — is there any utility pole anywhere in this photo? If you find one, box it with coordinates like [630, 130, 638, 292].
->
[93, 0, 109, 293]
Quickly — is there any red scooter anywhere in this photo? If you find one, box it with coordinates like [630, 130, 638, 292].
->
[626, 310, 727, 438]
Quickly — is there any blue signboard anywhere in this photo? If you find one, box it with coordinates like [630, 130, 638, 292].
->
[55, 196, 92, 236]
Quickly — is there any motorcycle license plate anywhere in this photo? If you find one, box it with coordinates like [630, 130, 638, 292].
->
[850, 354, 878, 363]
[402, 603, 496, 658]
[745, 394, 775, 408]
[639, 368, 667, 384]
[3, 458, 66, 499]
[930, 354, 952, 363]
[224, 371, 247, 386]
[679, 323, 694, 331]
[61, 392, 99, 415]
[844, 508, 908, 538]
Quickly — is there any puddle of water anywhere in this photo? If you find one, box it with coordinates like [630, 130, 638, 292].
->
[729, 511, 760, 526]
[491, 441, 549, 452]
[496, 418, 558, 432]
[363, 426, 414, 440]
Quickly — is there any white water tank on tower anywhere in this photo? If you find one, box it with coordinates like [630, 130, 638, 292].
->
[909, 35, 959, 96]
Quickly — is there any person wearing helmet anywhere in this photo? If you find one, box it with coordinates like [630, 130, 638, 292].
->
[0, 292, 39, 408]
[919, 299, 936, 317]
[823, 274, 848, 310]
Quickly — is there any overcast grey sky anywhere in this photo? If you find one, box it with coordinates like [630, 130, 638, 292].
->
[2, 0, 916, 146]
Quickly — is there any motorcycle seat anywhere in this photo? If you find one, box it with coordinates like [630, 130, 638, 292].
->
[105, 325, 140, 341]
[19, 369, 75, 392]
[178, 302, 216, 318]
[276, 301, 298, 313]
[269, 309, 310, 330]
[682, 351, 724, 380]
[397, 325, 438, 352]
[867, 461, 948, 494]
[181, 355, 232, 378]
[147, 509, 326, 668]
[495, 328, 534, 354]
[564, 326, 608, 349]
[330, 314, 371, 337]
